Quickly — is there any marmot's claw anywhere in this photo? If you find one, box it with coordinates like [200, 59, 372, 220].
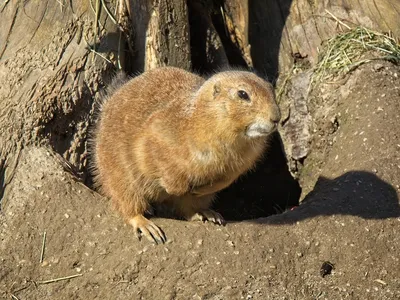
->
[129, 215, 167, 244]
[190, 209, 226, 226]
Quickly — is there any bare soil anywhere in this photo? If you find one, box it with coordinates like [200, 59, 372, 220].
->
[1, 61, 400, 299]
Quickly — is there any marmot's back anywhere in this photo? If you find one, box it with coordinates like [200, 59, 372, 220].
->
[100, 67, 204, 130]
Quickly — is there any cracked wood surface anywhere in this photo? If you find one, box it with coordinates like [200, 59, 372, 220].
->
[223, 0, 400, 79]
[0, 0, 118, 200]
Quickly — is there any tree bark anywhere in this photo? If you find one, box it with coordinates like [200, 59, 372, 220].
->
[129, 0, 191, 71]
[216, 0, 400, 80]
[0, 0, 119, 194]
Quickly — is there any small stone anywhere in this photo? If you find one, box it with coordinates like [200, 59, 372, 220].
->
[41, 260, 49, 267]
[373, 63, 384, 71]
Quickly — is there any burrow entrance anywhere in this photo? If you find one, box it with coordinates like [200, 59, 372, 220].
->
[212, 132, 301, 220]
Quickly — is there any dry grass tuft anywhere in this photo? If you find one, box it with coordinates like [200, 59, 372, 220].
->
[313, 26, 400, 83]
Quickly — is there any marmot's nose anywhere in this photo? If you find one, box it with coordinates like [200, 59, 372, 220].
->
[270, 109, 281, 124]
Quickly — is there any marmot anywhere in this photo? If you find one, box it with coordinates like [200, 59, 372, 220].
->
[91, 66, 280, 244]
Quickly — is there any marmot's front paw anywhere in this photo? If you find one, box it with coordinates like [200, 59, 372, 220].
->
[188, 209, 225, 226]
[129, 215, 166, 244]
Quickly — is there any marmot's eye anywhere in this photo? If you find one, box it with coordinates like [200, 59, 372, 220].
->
[237, 90, 250, 101]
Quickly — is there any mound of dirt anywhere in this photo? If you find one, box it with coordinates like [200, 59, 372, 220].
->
[1, 61, 399, 299]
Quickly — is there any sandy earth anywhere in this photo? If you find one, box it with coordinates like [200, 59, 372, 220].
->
[1, 61, 400, 299]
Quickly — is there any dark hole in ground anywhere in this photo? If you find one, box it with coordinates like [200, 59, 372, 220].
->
[212, 131, 301, 220]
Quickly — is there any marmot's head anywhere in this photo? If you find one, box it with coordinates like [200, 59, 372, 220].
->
[197, 71, 280, 139]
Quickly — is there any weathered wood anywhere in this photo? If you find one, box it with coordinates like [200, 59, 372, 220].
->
[220, 0, 400, 79]
[130, 0, 191, 71]
[222, 1, 252, 67]
[274, 0, 400, 74]
[0, 0, 119, 191]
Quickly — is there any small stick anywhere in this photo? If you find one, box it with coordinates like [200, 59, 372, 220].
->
[374, 279, 387, 286]
[325, 9, 351, 30]
[36, 274, 83, 285]
[220, 6, 229, 37]
[11, 284, 30, 294]
[93, 0, 101, 62]
[117, 31, 123, 70]
[101, 0, 117, 24]
[88, 47, 113, 64]
[10, 294, 20, 300]
[84, 37, 113, 64]
[40, 231, 46, 263]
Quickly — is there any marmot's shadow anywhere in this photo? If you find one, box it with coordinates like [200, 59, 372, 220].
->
[256, 171, 400, 224]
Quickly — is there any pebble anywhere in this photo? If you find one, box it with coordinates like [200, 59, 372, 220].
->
[373, 64, 384, 71]
[41, 260, 49, 267]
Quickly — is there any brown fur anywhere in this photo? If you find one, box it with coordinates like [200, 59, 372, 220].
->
[91, 66, 280, 243]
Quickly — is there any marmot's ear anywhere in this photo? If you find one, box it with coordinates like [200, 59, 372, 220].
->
[213, 82, 221, 97]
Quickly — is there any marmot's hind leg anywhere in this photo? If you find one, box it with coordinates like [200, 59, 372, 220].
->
[173, 194, 225, 225]
[188, 209, 225, 225]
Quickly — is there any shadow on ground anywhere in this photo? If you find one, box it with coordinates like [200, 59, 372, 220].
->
[254, 171, 400, 224]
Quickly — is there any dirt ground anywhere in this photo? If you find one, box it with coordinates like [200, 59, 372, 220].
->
[1, 61, 400, 299]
